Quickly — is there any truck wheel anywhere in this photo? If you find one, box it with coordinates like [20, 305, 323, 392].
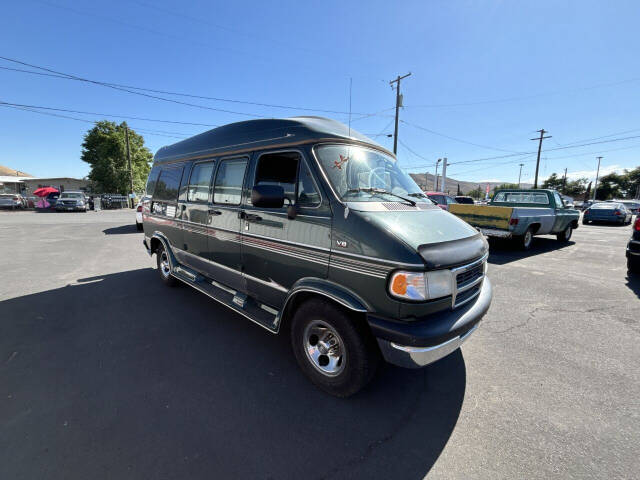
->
[290, 299, 380, 397]
[556, 225, 572, 242]
[516, 227, 534, 250]
[156, 243, 178, 287]
[629, 257, 640, 274]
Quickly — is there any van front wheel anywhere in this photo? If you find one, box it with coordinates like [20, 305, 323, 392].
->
[290, 299, 380, 397]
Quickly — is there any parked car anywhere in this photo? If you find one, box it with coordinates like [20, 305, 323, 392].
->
[449, 189, 580, 249]
[583, 202, 632, 225]
[575, 200, 594, 211]
[0, 193, 26, 209]
[135, 196, 149, 230]
[425, 191, 459, 210]
[142, 117, 492, 397]
[627, 216, 640, 273]
[561, 195, 575, 209]
[46, 192, 60, 209]
[611, 199, 640, 215]
[55, 191, 88, 212]
[454, 196, 475, 204]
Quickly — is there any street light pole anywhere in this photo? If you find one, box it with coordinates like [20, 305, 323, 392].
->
[518, 163, 524, 187]
[593, 156, 603, 201]
[530, 129, 552, 189]
[434, 158, 442, 191]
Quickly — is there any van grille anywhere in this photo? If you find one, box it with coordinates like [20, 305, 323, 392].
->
[451, 254, 487, 309]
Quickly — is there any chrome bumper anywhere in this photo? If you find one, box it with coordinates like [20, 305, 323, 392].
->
[378, 325, 479, 368]
[479, 228, 512, 239]
[376, 277, 491, 368]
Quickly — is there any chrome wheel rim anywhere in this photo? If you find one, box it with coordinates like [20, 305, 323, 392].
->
[303, 320, 346, 377]
[564, 227, 572, 240]
[160, 251, 171, 278]
[524, 230, 532, 247]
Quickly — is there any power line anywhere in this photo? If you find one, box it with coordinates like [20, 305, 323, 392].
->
[403, 77, 640, 109]
[0, 59, 373, 116]
[0, 103, 189, 139]
[0, 100, 217, 127]
[401, 119, 525, 153]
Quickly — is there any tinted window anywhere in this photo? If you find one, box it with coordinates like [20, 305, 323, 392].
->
[187, 161, 215, 203]
[154, 166, 183, 202]
[428, 194, 445, 204]
[297, 160, 321, 207]
[253, 152, 299, 203]
[146, 166, 161, 195]
[214, 159, 247, 205]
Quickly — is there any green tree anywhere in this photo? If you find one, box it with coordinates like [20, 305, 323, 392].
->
[467, 187, 484, 199]
[81, 121, 152, 194]
[595, 173, 623, 200]
[541, 173, 563, 190]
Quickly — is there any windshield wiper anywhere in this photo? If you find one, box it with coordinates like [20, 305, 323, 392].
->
[345, 188, 416, 206]
[407, 192, 426, 198]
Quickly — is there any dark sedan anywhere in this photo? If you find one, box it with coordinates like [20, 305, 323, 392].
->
[583, 202, 633, 225]
[627, 216, 640, 273]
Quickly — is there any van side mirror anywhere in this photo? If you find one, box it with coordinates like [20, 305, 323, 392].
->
[251, 184, 285, 209]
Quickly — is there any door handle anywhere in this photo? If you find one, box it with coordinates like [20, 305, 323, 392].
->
[208, 209, 222, 216]
[240, 211, 262, 222]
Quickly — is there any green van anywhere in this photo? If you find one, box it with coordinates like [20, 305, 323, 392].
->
[142, 117, 492, 396]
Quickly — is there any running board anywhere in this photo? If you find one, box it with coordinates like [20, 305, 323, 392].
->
[171, 264, 278, 333]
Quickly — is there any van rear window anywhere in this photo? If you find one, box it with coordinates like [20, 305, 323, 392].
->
[154, 166, 184, 202]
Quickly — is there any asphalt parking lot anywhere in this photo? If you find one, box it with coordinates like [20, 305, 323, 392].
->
[1, 209, 638, 479]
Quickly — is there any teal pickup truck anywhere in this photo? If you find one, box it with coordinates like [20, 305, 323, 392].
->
[449, 189, 580, 249]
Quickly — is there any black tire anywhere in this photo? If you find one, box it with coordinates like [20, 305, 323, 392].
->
[629, 257, 640, 274]
[556, 224, 573, 242]
[290, 299, 380, 397]
[515, 227, 534, 250]
[136, 221, 143, 231]
[155, 243, 178, 287]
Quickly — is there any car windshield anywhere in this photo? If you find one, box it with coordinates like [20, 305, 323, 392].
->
[315, 145, 428, 203]
[61, 193, 83, 199]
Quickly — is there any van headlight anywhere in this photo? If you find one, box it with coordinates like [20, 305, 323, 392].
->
[388, 270, 453, 301]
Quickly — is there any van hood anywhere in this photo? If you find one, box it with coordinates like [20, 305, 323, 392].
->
[351, 206, 487, 268]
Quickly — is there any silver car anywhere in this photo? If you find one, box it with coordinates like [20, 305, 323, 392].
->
[0, 193, 26, 210]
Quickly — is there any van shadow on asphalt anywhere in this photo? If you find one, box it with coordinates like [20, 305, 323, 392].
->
[625, 273, 640, 299]
[102, 224, 141, 235]
[0, 268, 466, 479]
[487, 237, 576, 265]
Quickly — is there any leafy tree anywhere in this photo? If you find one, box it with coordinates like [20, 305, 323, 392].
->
[542, 173, 563, 190]
[492, 183, 520, 193]
[467, 187, 484, 199]
[81, 121, 152, 194]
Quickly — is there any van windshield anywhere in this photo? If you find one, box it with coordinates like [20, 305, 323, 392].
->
[315, 145, 428, 203]
[60, 193, 83, 199]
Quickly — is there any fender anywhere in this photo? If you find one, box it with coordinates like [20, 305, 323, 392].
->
[150, 232, 178, 272]
[276, 277, 370, 331]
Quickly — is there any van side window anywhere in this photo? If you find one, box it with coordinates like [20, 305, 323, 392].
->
[213, 159, 247, 205]
[154, 166, 183, 202]
[146, 166, 161, 195]
[253, 152, 299, 204]
[187, 161, 215, 203]
[297, 160, 321, 207]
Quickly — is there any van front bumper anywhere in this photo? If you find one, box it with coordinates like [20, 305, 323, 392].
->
[368, 277, 492, 368]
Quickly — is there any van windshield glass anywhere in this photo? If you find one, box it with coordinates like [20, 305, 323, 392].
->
[315, 145, 427, 203]
[60, 193, 83, 199]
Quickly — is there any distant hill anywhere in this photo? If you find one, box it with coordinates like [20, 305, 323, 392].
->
[0, 165, 32, 177]
[409, 172, 532, 195]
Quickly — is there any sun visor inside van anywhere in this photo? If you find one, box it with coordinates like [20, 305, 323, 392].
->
[417, 233, 487, 269]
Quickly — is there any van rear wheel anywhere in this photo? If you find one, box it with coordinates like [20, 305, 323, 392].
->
[290, 299, 380, 397]
[156, 243, 178, 287]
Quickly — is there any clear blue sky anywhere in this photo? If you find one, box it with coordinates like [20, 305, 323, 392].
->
[1, 0, 639, 186]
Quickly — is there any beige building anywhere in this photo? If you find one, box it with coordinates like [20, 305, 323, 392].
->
[21, 177, 90, 195]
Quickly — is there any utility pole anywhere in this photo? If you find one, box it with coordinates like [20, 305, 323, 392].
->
[530, 129, 551, 189]
[593, 156, 603, 201]
[518, 163, 524, 187]
[389, 72, 411, 155]
[562, 168, 568, 194]
[441, 157, 448, 193]
[125, 125, 134, 208]
[434, 158, 442, 191]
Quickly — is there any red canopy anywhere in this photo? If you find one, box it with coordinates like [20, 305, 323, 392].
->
[33, 187, 59, 197]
